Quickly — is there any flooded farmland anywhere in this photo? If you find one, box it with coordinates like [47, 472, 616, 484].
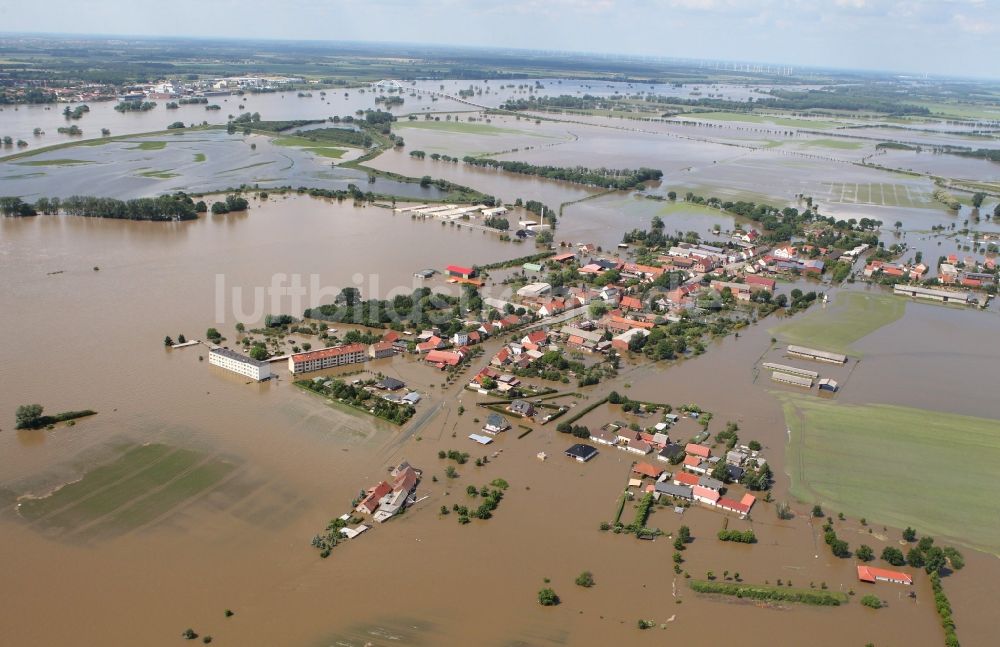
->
[3, 69, 1000, 647]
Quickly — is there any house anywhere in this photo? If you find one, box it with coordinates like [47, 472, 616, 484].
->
[692, 484, 721, 505]
[717, 496, 752, 516]
[355, 481, 392, 514]
[632, 462, 663, 479]
[552, 252, 576, 263]
[446, 264, 476, 279]
[726, 450, 748, 465]
[538, 298, 567, 317]
[589, 427, 619, 446]
[392, 465, 420, 495]
[452, 331, 470, 346]
[857, 565, 913, 586]
[369, 340, 396, 359]
[744, 274, 776, 292]
[375, 377, 405, 391]
[401, 392, 421, 405]
[611, 328, 648, 352]
[685, 443, 711, 459]
[673, 472, 699, 487]
[625, 438, 653, 455]
[509, 399, 535, 418]
[725, 464, 745, 482]
[424, 349, 464, 367]
[416, 336, 445, 353]
[491, 347, 512, 366]
[657, 443, 685, 463]
[522, 330, 549, 346]
[483, 413, 511, 434]
[683, 455, 707, 474]
[517, 282, 552, 299]
[655, 482, 693, 500]
[697, 476, 724, 492]
[565, 443, 598, 462]
[619, 295, 643, 311]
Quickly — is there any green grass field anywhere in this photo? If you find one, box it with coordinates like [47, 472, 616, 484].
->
[770, 291, 905, 356]
[15, 158, 93, 166]
[18, 443, 236, 538]
[800, 138, 865, 150]
[781, 395, 1000, 554]
[193, 152, 206, 162]
[394, 120, 540, 136]
[137, 168, 179, 179]
[272, 135, 349, 159]
[126, 141, 167, 151]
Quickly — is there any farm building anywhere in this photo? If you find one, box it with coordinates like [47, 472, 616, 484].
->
[857, 565, 913, 586]
[787, 345, 847, 364]
[771, 371, 814, 388]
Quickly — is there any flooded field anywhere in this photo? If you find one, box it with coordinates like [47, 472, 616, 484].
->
[0, 129, 449, 199]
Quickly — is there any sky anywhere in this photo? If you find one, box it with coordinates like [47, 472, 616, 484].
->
[1, 0, 998, 78]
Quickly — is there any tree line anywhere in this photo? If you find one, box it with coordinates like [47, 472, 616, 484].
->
[460, 156, 662, 190]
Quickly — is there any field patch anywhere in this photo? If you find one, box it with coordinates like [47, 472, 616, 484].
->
[125, 141, 167, 151]
[781, 395, 1000, 554]
[394, 120, 542, 137]
[677, 111, 843, 129]
[193, 152, 206, 163]
[15, 158, 94, 167]
[799, 138, 864, 150]
[820, 181, 934, 209]
[17, 443, 237, 539]
[137, 168, 179, 179]
[770, 291, 905, 356]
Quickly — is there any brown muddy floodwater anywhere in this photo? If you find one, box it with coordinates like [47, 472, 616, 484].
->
[0, 195, 996, 646]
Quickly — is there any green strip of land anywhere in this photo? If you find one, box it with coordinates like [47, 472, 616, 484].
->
[394, 120, 540, 136]
[690, 579, 848, 606]
[781, 395, 1000, 554]
[800, 139, 864, 150]
[15, 158, 94, 167]
[126, 141, 167, 151]
[770, 291, 905, 356]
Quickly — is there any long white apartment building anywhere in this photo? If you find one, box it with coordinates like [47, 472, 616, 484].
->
[209, 347, 271, 381]
[289, 343, 367, 374]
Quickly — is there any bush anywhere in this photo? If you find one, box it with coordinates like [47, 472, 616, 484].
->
[861, 595, 883, 609]
[575, 571, 595, 587]
[538, 588, 559, 606]
[717, 529, 756, 543]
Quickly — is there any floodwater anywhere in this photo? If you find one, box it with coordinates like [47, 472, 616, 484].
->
[0, 129, 449, 200]
[1, 194, 998, 646]
[4, 85, 1000, 645]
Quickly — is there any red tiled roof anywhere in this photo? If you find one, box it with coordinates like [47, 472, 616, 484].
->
[685, 443, 710, 458]
[717, 497, 750, 514]
[857, 565, 912, 585]
[683, 455, 702, 467]
[740, 493, 756, 507]
[357, 481, 392, 513]
[620, 296, 643, 310]
[673, 472, 699, 486]
[382, 331, 400, 343]
[632, 462, 663, 479]
[447, 265, 474, 275]
[291, 343, 366, 363]
[552, 253, 576, 262]
[692, 485, 720, 502]
[425, 350, 463, 366]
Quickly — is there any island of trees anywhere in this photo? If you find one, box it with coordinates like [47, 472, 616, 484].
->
[460, 156, 662, 190]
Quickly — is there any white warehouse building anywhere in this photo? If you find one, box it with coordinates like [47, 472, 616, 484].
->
[209, 347, 271, 381]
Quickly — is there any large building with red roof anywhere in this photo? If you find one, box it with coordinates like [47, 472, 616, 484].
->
[289, 343, 367, 374]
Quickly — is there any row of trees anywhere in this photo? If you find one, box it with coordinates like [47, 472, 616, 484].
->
[461, 156, 663, 190]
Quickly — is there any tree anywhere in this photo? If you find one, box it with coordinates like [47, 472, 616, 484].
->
[902, 527, 917, 542]
[15, 404, 44, 429]
[812, 505, 824, 518]
[972, 192, 985, 208]
[881, 546, 905, 566]
[575, 571, 595, 587]
[164, 336, 174, 346]
[856, 545, 874, 562]
[206, 328, 222, 342]
[177, 334, 186, 344]
[995, 203, 1000, 219]
[748, 440, 761, 451]
[538, 588, 559, 606]
[248, 345, 268, 361]
[906, 547, 925, 568]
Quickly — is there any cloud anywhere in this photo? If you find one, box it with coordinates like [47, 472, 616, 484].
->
[953, 12, 995, 33]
